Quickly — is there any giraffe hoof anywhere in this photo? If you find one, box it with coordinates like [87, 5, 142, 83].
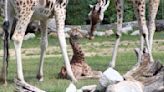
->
[86, 34, 95, 40]
[89, 36, 95, 40]
[36, 74, 44, 82]
[0, 77, 7, 85]
[3, 81, 8, 86]
[0, 73, 7, 85]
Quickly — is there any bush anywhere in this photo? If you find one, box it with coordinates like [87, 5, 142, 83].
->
[66, 0, 95, 25]
[66, 0, 164, 25]
[0, 0, 163, 25]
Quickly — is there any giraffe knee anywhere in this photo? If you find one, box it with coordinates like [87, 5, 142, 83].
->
[3, 21, 10, 32]
[115, 31, 121, 39]
[12, 31, 24, 43]
[41, 41, 48, 50]
[142, 33, 146, 39]
[148, 21, 156, 30]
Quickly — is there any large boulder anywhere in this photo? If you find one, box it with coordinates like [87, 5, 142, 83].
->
[96, 68, 124, 91]
[106, 80, 143, 92]
[66, 83, 77, 92]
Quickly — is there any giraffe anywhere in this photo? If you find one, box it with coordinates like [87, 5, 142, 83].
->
[88, 0, 160, 68]
[59, 27, 102, 80]
[0, 0, 77, 86]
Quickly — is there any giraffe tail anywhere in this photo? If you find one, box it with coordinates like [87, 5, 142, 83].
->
[3, 21, 10, 67]
[2, 0, 10, 74]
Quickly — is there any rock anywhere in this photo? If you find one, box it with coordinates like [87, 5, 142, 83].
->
[106, 80, 143, 92]
[94, 31, 106, 36]
[65, 33, 70, 38]
[47, 18, 56, 32]
[79, 29, 88, 35]
[143, 61, 164, 92]
[124, 53, 164, 92]
[65, 27, 72, 32]
[105, 30, 114, 36]
[156, 20, 164, 31]
[77, 85, 97, 92]
[47, 18, 72, 33]
[96, 68, 124, 91]
[66, 83, 77, 92]
[122, 25, 133, 34]
[131, 30, 140, 36]
[49, 32, 57, 37]
[24, 33, 36, 40]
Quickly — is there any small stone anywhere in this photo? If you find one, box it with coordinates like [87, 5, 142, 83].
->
[49, 32, 57, 37]
[65, 33, 70, 38]
[105, 30, 114, 36]
[24, 33, 36, 40]
[131, 30, 140, 36]
[122, 25, 133, 34]
[94, 31, 106, 36]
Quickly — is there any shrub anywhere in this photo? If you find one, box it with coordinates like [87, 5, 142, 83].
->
[66, 0, 164, 25]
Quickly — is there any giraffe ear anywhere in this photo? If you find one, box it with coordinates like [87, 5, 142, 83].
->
[68, 27, 73, 35]
[89, 4, 94, 8]
[102, 0, 110, 12]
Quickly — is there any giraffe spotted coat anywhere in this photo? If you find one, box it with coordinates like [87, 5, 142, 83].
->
[0, 0, 77, 86]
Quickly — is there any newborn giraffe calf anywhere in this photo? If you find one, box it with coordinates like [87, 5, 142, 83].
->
[59, 28, 102, 80]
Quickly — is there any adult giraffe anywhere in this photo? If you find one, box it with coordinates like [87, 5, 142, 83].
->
[88, 0, 160, 68]
[0, 0, 77, 85]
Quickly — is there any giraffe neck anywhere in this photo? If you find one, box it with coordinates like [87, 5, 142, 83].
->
[69, 38, 84, 55]
[69, 38, 85, 63]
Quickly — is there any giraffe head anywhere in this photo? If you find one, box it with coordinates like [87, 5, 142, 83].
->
[87, 0, 109, 40]
[69, 27, 84, 41]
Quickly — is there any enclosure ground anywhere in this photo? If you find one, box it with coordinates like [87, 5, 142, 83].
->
[0, 31, 163, 92]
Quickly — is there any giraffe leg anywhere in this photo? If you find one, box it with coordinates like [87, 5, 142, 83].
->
[0, 1, 15, 84]
[55, 8, 77, 82]
[12, 11, 34, 82]
[148, 0, 160, 58]
[132, 0, 153, 62]
[12, 11, 45, 92]
[138, 36, 144, 63]
[36, 20, 48, 81]
[132, 2, 144, 63]
[109, 0, 124, 68]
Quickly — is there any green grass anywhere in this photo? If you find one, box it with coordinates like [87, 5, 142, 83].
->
[0, 17, 3, 25]
[0, 31, 163, 92]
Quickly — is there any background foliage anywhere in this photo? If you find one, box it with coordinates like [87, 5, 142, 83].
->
[66, 0, 164, 25]
[0, 0, 163, 25]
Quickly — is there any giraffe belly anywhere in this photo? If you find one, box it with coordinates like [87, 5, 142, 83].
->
[33, 6, 52, 19]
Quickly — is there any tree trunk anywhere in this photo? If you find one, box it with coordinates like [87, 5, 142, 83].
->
[124, 53, 164, 92]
